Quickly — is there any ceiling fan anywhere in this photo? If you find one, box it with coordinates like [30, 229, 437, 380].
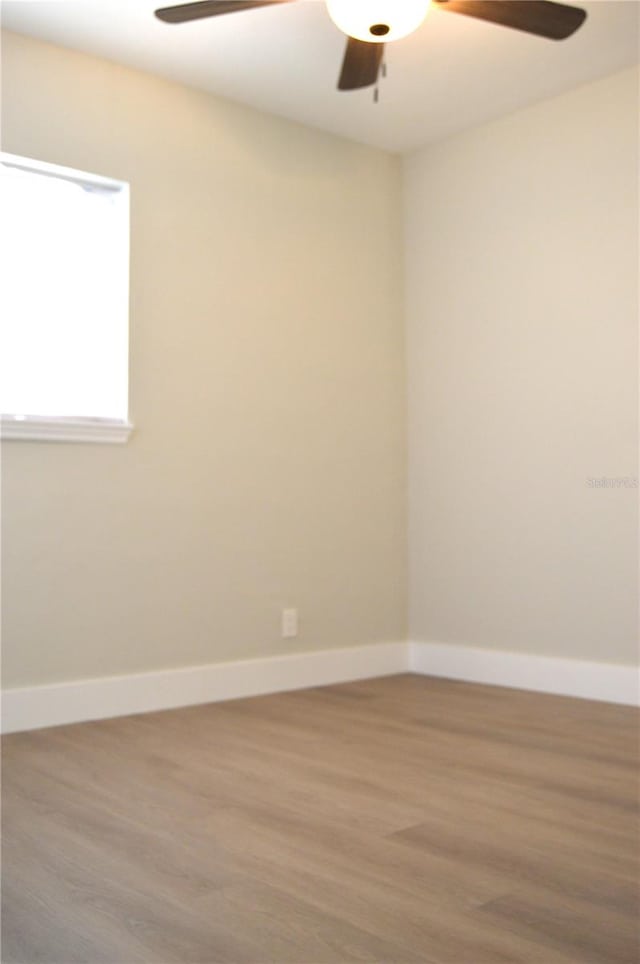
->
[154, 0, 588, 92]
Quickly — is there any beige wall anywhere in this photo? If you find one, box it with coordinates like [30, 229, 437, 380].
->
[0, 31, 407, 687]
[405, 67, 639, 665]
[3, 31, 636, 690]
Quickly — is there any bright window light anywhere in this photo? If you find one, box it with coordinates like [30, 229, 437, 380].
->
[0, 153, 131, 442]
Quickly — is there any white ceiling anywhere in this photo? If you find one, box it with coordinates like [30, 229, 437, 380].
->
[1, 0, 638, 152]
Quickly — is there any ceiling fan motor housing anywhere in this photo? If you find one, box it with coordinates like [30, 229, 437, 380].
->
[326, 0, 431, 43]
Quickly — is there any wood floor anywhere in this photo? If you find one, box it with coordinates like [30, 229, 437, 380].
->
[2, 674, 638, 964]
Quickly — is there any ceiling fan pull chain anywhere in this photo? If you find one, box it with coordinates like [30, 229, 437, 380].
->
[373, 58, 387, 102]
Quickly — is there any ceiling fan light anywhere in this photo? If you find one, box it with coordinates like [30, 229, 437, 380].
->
[326, 0, 431, 43]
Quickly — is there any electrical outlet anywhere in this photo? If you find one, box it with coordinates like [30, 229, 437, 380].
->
[282, 608, 298, 639]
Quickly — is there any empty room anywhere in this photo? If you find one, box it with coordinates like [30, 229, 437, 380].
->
[1, 1, 638, 962]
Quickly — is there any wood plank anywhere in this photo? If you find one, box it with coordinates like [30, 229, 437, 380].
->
[2, 674, 638, 963]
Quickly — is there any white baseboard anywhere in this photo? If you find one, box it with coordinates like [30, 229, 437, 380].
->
[1, 641, 408, 735]
[409, 641, 639, 707]
[3, 639, 636, 734]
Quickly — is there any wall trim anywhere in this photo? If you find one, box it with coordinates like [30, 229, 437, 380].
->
[1, 641, 408, 734]
[3, 639, 637, 734]
[1, 414, 133, 444]
[409, 641, 639, 707]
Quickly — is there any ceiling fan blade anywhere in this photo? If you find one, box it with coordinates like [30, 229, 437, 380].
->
[338, 38, 384, 91]
[433, 0, 586, 40]
[155, 0, 293, 25]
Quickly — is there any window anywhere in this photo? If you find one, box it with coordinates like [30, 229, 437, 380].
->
[0, 153, 131, 443]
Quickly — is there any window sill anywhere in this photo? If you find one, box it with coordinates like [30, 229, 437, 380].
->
[1, 415, 134, 444]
